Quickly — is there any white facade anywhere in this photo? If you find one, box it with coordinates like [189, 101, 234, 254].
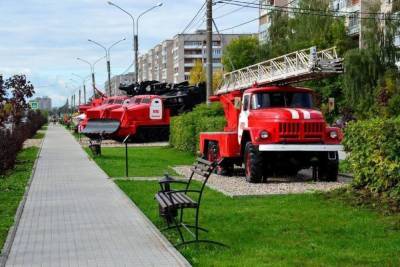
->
[139, 31, 251, 84]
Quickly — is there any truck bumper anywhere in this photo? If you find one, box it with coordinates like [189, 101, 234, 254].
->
[258, 144, 343, 152]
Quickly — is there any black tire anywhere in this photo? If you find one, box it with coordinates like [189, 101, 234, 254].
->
[244, 142, 263, 183]
[318, 152, 339, 182]
[219, 161, 234, 176]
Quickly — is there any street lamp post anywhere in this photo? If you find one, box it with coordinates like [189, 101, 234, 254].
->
[70, 78, 82, 106]
[77, 56, 105, 99]
[107, 2, 163, 82]
[72, 73, 91, 104]
[88, 38, 126, 96]
[135, 3, 163, 82]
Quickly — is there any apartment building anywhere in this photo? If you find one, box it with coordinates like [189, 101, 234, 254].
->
[259, 0, 288, 42]
[138, 30, 251, 84]
[161, 40, 174, 82]
[104, 72, 135, 96]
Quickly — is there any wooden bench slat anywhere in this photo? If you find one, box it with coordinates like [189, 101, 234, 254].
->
[155, 193, 170, 209]
[190, 167, 209, 177]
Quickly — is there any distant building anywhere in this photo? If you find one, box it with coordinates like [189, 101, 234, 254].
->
[29, 96, 52, 110]
[138, 30, 252, 84]
[104, 72, 135, 96]
[259, 0, 288, 43]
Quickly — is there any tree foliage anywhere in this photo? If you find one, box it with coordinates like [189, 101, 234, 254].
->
[342, 0, 400, 118]
[189, 60, 206, 85]
[0, 74, 35, 125]
[222, 36, 261, 72]
[220, 0, 399, 119]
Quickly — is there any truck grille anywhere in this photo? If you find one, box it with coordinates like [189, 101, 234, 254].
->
[304, 122, 325, 138]
[279, 122, 300, 137]
[279, 122, 324, 139]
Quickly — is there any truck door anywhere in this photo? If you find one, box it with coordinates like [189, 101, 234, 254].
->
[150, 98, 163, 120]
[238, 93, 251, 144]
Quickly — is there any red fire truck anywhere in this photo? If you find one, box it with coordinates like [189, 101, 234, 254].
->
[200, 47, 344, 182]
[109, 95, 170, 141]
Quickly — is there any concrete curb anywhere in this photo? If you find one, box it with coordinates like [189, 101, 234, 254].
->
[0, 130, 46, 267]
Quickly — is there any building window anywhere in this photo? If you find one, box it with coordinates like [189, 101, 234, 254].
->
[184, 41, 203, 46]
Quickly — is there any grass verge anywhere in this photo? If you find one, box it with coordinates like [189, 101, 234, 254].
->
[32, 132, 45, 139]
[85, 146, 195, 177]
[0, 147, 39, 251]
[116, 180, 400, 266]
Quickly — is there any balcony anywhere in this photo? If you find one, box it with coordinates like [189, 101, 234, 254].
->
[348, 23, 359, 35]
[395, 35, 400, 47]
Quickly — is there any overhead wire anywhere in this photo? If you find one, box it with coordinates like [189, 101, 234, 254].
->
[216, 0, 400, 21]
[214, 0, 258, 19]
[181, 1, 207, 34]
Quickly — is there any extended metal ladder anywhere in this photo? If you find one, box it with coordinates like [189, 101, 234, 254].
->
[216, 46, 343, 95]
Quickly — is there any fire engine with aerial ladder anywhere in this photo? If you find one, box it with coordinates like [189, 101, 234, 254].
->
[200, 46, 345, 183]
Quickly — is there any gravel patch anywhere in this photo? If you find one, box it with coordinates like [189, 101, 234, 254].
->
[78, 136, 169, 148]
[173, 166, 349, 197]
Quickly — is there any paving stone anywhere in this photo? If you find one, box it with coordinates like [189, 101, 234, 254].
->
[6, 125, 189, 267]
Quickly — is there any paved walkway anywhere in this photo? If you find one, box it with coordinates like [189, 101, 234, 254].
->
[6, 125, 189, 267]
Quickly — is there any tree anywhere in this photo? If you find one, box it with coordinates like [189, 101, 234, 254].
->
[222, 36, 261, 72]
[212, 69, 224, 91]
[342, 0, 400, 118]
[189, 60, 205, 85]
[0, 75, 5, 101]
[4, 74, 35, 124]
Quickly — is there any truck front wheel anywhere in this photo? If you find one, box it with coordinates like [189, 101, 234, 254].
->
[244, 142, 263, 183]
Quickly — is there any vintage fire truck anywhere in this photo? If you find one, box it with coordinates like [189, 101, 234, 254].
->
[200, 47, 344, 182]
[80, 96, 129, 136]
[108, 95, 170, 141]
[80, 82, 205, 141]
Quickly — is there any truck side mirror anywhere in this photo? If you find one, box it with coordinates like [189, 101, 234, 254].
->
[234, 97, 241, 110]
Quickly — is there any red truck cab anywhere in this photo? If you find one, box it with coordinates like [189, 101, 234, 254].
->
[200, 85, 343, 182]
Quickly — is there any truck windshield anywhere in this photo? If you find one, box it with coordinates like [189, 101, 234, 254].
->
[251, 92, 313, 109]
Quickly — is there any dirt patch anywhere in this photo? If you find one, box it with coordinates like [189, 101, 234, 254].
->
[23, 138, 42, 148]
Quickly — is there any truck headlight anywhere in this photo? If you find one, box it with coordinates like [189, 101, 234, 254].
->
[260, 130, 269, 139]
[329, 131, 338, 139]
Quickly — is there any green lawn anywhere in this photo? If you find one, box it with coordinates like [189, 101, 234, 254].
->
[85, 147, 195, 177]
[116, 180, 400, 266]
[0, 147, 39, 250]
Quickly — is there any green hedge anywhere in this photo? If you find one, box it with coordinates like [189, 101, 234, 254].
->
[343, 118, 400, 200]
[169, 103, 226, 154]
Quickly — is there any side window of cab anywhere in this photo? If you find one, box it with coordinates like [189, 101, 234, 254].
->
[242, 95, 250, 111]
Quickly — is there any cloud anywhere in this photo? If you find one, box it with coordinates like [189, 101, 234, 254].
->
[0, 0, 258, 107]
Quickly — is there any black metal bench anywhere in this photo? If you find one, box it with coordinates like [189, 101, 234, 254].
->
[155, 158, 226, 247]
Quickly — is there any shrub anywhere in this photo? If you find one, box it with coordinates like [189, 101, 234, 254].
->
[169, 103, 226, 154]
[343, 117, 400, 201]
[0, 110, 46, 174]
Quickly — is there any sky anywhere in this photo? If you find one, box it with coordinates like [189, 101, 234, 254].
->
[0, 0, 258, 107]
